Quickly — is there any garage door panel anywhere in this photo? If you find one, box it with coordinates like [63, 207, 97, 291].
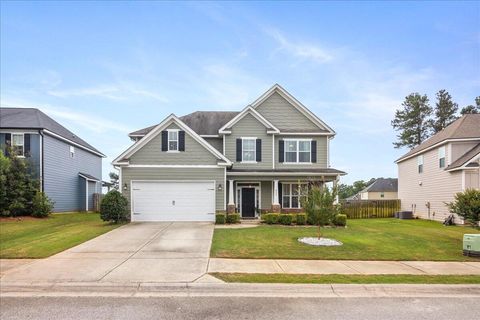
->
[131, 181, 215, 222]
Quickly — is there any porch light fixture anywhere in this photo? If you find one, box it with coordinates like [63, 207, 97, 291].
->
[123, 183, 128, 191]
[217, 184, 223, 191]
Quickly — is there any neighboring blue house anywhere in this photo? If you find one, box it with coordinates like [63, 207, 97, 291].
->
[0, 107, 105, 212]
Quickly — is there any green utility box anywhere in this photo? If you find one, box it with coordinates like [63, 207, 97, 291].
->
[463, 234, 480, 257]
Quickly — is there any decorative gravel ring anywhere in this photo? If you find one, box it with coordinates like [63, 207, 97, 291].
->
[298, 237, 343, 246]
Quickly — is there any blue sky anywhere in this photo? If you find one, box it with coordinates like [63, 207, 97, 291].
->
[1, 1, 479, 183]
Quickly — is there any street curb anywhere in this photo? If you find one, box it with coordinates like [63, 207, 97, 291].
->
[1, 282, 480, 298]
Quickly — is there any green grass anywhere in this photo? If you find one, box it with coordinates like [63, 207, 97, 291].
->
[0, 212, 122, 258]
[211, 219, 480, 261]
[211, 273, 480, 284]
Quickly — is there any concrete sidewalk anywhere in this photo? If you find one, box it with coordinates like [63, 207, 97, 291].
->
[208, 258, 480, 275]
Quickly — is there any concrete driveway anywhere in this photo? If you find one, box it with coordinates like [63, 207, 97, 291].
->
[1, 222, 214, 283]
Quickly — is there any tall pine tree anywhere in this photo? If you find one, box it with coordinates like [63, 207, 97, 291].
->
[392, 93, 432, 149]
[460, 96, 480, 115]
[431, 89, 458, 133]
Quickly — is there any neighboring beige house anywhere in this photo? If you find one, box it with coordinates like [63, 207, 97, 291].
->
[113, 84, 346, 222]
[396, 114, 480, 223]
[359, 178, 398, 200]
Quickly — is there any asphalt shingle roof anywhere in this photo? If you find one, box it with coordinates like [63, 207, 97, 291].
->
[446, 143, 480, 170]
[0, 107, 104, 156]
[361, 178, 398, 193]
[396, 114, 480, 162]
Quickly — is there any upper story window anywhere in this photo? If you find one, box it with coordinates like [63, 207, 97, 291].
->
[438, 146, 446, 168]
[168, 130, 178, 151]
[70, 146, 75, 158]
[12, 133, 24, 157]
[417, 155, 424, 173]
[242, 138, 256, 162]
[285, 139, 311, 163]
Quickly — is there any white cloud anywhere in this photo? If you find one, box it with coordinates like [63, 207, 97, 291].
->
[265, 28, 333, 64]
[1, 99, 133, 134]
[47, 84, 169, 103]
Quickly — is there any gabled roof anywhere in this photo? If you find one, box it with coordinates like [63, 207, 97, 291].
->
[0, 107, 105, 157]
[396, 114, 480, 163]
[129, 111, 239, 137]
[250, 84, 336, 135]
[218, 106, 280, 134]
[360, 178, 398, 193]
[446, 143, 480, 171]
[113, 114, 232, 166]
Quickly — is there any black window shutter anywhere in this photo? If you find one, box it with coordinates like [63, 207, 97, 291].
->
[311, 140, 317, 163]
[278, 183, 283, 207]
[24, 134, 31, 157]
[161, 131, 168, 151]
[256, 139, 262, 162]
[178, 131, 185, 151]
[236, 139, 242, 162]
[4, 133, 11, 156]
[279, 140, 284, 163]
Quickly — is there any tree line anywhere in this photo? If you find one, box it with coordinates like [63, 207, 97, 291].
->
[392, 90, 479, 149]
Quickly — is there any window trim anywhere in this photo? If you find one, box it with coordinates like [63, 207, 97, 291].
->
[11, 133, 25, 158]
[417, 155, 424, 174]
[281, 182, 308, 209]
[70, 146, 75, 158]
[241, 137, 257, 163]
[167, 129, 179, 152]
[438, 146, 446, 168]
[283, 139, 312, 164]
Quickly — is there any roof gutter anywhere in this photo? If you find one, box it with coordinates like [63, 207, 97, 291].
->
[43, 129, 106, 158]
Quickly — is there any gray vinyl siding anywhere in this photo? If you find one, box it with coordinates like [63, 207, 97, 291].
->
[224, 113, 273, 169]
[261, 181, 272, 210]
[204, 137, 223, 153]
[129, 123, 218, 165]
[274, 136, 328, 169]
[255, 92, 321, 131]
[0, 131, 41, 179]
[43, 134, 102, 212]
[87, 181, 97, 210]
[121, 167, 225, 211]
[79, 178, 86, 211]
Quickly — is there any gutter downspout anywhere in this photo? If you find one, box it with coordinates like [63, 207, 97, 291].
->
[39, 129, 44, 192]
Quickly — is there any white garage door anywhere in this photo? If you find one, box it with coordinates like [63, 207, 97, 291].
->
[131, 181, 216, 222]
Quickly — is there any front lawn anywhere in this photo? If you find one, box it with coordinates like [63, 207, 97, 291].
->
[211, 219, 480, 261]
[211, 273, 480, 284]
[0, 212, 122, 258]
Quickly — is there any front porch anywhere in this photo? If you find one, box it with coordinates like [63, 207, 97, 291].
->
[226, 169, 344, 219]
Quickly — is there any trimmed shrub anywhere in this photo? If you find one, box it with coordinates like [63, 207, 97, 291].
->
[333, 214, 347, 227]
[263, 213, 279, 224]
[100, 190, 129, 223]
[296, 213, 306, 225]
[447, 189, 480, 226]
[226, 213, 240, 224]
[215, 213, 226, 224]
[278, 214, 293, 225]
[31, 191, 54, 218]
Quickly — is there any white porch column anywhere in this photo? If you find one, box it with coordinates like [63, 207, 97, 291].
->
[333, 175, 339, 204]
[273, 180, 280, 205]
[228, 179, 235, 205]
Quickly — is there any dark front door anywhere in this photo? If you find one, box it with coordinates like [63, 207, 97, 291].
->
[241, 188, 255, 218]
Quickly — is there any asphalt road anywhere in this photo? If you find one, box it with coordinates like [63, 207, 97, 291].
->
[1, 297, 479, 320]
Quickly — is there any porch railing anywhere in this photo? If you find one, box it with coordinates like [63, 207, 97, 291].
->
[339, 199, 401, 219]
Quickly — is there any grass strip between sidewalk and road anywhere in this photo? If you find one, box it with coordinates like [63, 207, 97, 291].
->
[211, 273, 480, 284]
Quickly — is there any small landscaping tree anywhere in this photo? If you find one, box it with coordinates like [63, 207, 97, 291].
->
[302, 185, 339, 238]
[100, 190, 129, 223]
[447, 189, 480, 226]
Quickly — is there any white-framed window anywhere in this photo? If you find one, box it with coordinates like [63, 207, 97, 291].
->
[284, 139, 311, 163]
[417, 155, 424, 174]
[12, 133, 24, 157]
[242, 138, 256, 162]
[438, 146, 446, 168]
[167, 129, 178, 151]
[70, 146, 75, 158]
[282, 183, 308, 209]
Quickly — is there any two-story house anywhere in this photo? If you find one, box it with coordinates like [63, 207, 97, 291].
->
[113, 84, 346, 222]
[0, 108, 105, 212]
[396, 114, 480, 222]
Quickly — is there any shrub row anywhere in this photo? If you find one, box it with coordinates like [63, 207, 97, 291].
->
[262, 213, 346, 226]
[215, 213, 240, 224]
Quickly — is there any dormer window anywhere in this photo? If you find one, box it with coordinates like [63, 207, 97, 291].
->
[168, 130, 178, 151]
[417, 155, 424, 173]
[438, 146, 446, 168]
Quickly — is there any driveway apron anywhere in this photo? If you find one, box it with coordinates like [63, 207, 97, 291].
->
[1, 222, 214, 283]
